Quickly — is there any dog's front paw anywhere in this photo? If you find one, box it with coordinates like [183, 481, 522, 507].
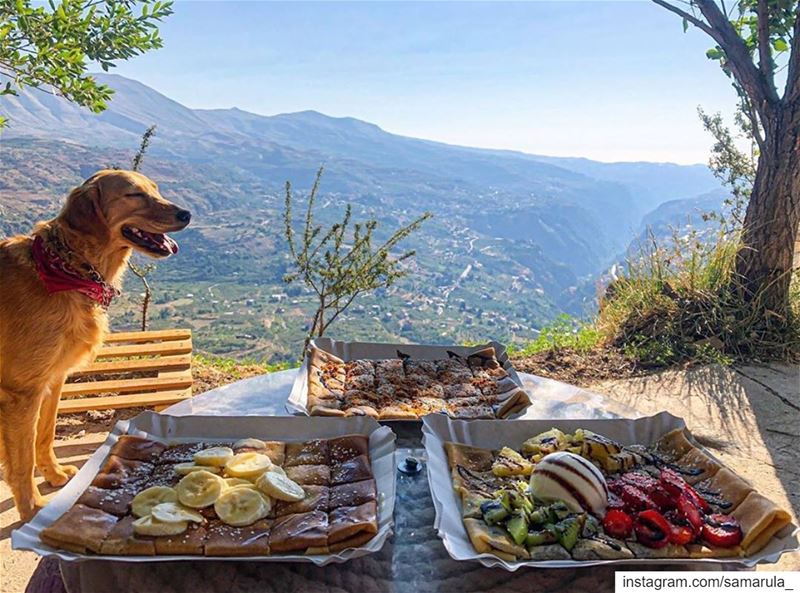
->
[41, 463, 79, 487]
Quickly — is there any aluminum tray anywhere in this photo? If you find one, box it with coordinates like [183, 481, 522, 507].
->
[287, 337, 531, 420]
[422, 412, 799, 569]
[12, 413, 396, 565]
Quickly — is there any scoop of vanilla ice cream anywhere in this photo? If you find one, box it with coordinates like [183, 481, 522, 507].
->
[529, 451, 608, 516]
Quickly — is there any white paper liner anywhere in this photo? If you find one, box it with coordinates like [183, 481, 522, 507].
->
[287, 337, 530, 419]
[12, 413, 396, 565]
[422, 412, 800, 569]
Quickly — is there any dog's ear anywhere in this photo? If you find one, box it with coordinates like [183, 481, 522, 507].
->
[59, 181, 109, 239]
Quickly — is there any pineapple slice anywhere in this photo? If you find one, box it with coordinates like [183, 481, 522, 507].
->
[521, 428, 567, 456]
[492, 447, 533, 477]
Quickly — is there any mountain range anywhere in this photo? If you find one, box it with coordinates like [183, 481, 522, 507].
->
[0, 74, 725, 360]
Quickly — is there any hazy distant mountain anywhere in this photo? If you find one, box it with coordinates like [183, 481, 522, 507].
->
[0, 74, 726, 357]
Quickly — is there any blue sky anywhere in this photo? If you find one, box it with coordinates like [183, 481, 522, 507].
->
[111, 1, 741, 164]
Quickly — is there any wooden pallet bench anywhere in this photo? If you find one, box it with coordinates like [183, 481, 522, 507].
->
[58, 329, 194, 414]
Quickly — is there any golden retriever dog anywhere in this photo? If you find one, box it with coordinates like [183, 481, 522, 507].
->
[0, 170, 190, 520]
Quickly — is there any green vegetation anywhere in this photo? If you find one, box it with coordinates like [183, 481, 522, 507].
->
[652, 0, 800, 322]
[194, 354, 295, 377]
[592, 104, 799, 368]
[283, 167, 431, 350]
[0, 0, 172, 127]
[508, 315, 600, 357]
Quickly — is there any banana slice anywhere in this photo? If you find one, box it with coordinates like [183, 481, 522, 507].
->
[132, 515, 188, 537]
[214, 486, 268, 527]
[256, 470, 304, 502]
[131, 486, 178, 518]
[176, 469, 225, 508]
[151, 502, 205, 524]
[224, 477, 254, 489]
[175, 462, 221, 476]
[266, 465, 286, 477]
[194, 446, 234, 467]
[233, 438, 266, 450]
[225, 452, 272, 478]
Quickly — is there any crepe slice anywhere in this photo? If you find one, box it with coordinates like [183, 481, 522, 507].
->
[330, 454, 372, 485]
[285, 439, 329, 467]
[40, 504, 119, 554]
[526, 543, 572, 561]
[309, 402, 347, 417]
[344, 359, 375, 378]
[204, 519, 271, 556]
[92, 455, 153, 490]
[327, 500, 378, 551]
[654, 428, 695, 462]
[378, 405, 418, 420]
[450, 465, 508, 498]
[460, 490, 492, 519]
[462, 518, 529, 561]
[269, 510, 329, 553]
[698, 467, 755, 511]
[343, 405, 380, 419]
[686, 543, 743, 558]
[309, 373, 344, 396]
[465, 346, 497, 366]
[110, 435, 167, 462]
[328, 435, 370, 465]
[449, 404, 494, 419]
[285, 464, 331, 486]
[153, 522, 207, 555]
[571, 537, 634, 560]
[98, 516, 156, 556]
[731, 491, 792, 555]
[77, 485, 134, 516]
[675, 447, 721, 485]
[308, 345, 345, 369]
[493, 389, 531, 419]
[444, 442, 494, 472]
[156, 442, 208, 465]
[275, 485, 330, 516]
[626, 541, 689, 559]
[329, 479, 377, 509]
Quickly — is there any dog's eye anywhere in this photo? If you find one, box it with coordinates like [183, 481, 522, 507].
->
[125, 192, 148, 198]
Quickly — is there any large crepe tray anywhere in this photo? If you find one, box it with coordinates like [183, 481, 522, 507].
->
[422, 411, 799, 569]
[12, 412, 396, 565]
[287, 337, 531, 420]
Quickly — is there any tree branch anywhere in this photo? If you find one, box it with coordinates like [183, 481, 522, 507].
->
[756, 0, 777, 101]
[674, 0, 777, 128]
[786, 8, 800, 101]
[650, 0, 715, 35]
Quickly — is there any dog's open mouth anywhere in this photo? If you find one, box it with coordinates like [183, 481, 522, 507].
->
[122, 225, 179, 256]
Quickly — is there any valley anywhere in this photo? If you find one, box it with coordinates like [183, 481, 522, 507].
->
[0, 75, 724, 362]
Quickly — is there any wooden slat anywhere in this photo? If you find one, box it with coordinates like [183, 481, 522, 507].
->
[62, 370, 193, 398]
[95, 338, 192, 359]
[58, 389, 192, 413]
[70, 354, 192, 376]
[102, 329, 192, 344]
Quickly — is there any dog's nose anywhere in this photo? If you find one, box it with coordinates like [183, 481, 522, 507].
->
[176, 209, 191, 224]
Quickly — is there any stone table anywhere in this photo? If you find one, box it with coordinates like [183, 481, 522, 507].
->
[50, 370, 738, 593]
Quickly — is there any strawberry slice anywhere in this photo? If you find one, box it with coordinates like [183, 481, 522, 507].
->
[621, 471, 659, 492]
[603, 509, 633, 539]
[660, 468, 710, 512]
[702, 514, 743, 548]
[607, 491, 626, 511]
[618, 483, 658, 512]
[634, 509, 672, 549]
[676, 493, 705, 532]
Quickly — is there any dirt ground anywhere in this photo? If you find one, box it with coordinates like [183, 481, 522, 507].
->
[1, 363, 798, 592]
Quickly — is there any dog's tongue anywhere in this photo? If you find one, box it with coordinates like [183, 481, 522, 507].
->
[162, 234, 179, 255]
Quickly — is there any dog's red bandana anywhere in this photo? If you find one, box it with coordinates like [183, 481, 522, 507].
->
[31, 235, 119, 308]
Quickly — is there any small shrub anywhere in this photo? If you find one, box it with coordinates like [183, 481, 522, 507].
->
[511, 314, 601, 357]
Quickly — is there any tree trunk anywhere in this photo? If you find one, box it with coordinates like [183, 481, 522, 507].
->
[735, 100, 800, 314]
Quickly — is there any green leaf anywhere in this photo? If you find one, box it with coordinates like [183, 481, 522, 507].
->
[772, 38, 789, 52]
[682, 18, 688, 33]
